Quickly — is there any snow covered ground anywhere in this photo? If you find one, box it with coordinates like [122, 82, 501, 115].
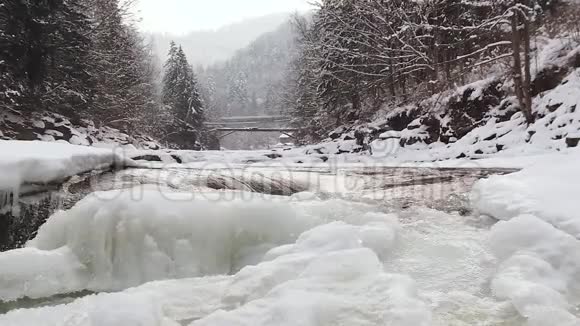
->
[126, 36, 580, 173]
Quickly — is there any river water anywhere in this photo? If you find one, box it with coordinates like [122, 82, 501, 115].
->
[0, 164, 524, 325]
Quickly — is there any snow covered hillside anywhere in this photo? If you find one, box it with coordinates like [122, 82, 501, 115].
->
[0, 111, 161, 150]
[297, 38, 580, 164]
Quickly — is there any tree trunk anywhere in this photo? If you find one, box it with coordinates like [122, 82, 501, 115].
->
[401, 75, 407, 101]
[445, 49, 452, 89]
[460, 58, 466, 85]
[522, 17, 534, 123]
[389, 60, 396, 98]
[431, 32, 439, 94]
[511, 12, 527, 123]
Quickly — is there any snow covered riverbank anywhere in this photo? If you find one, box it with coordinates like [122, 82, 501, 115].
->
[0, 141, 126, 188]
[0, 140, 129, 222]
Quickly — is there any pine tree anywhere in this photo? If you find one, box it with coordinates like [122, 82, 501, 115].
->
[0, 0, 92, 115]
[0, 0, 26, 112]
[85, 0, 161, 132]
[162, 44, 204, 127]
[162, 42, 205, 149]
[1, 0, 166, 142]
[43, 0, 93, 116]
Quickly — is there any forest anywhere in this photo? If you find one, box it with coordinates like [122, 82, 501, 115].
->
[0, 0, 204, 149]
[285, 0, 580, 141]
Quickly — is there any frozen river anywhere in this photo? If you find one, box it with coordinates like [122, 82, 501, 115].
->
[0, 163, 530, 325]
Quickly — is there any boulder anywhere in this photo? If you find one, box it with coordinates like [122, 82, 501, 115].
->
[386, 108, 420, 131]
[566, 136, 580, 148]
[448, 79, 504, 139]
[329, 127, 345, 140]
[132, 155, 163, 162]
[531, 66, 568, 97]
[265, 153, 283, 159]
[170, 154, 183, 163]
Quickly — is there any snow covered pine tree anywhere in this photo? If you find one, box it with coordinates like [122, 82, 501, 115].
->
[162, 42, 205, 149]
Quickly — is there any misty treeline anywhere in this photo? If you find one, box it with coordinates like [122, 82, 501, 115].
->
[286, 0, 578, 141]
[196, 22, 296, 149]
[0, 0, 205, 148]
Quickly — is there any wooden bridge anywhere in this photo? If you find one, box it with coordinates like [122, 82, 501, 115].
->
[205, 115, 298, 139]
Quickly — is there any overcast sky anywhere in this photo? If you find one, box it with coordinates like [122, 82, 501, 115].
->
[131, 0, 315, 35]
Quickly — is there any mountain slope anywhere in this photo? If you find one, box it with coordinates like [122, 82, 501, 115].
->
[196, 20, 298, 149]
[199, 21, 296, 117]
[150, 13, 293, 66]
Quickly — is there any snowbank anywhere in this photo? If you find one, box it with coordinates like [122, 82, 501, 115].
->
[0, 140, 123, 187]
[472, 149, 580, 236]
[0, 276, 231, 326]
[0, 140, 126, 215]
[472, 150, 580, 324]
[193, 249, 429, 326]
[489, 215, 580, 325]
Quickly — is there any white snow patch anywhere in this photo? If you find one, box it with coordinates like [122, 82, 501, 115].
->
[68, 135, 90, 146]
[32, 120, 45, 129]
[0, 141, 126, 216]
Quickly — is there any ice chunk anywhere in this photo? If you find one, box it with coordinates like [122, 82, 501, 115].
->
[0, 188, 399, 301]
[192, 249, 431, 326]
[0, 247, 87, 302]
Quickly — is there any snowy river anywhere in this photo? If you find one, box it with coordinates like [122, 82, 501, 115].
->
[0, 164, 535, 325]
